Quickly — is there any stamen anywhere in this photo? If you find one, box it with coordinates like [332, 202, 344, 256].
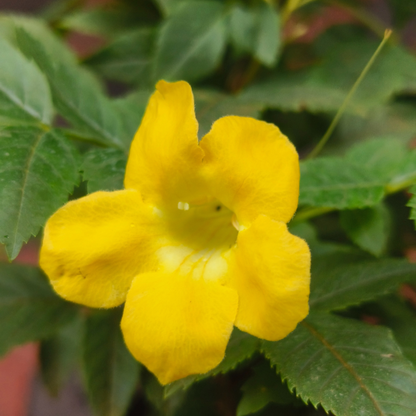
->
[232, 213, 241, 231]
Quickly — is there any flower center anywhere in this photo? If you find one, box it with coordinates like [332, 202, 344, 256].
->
[155, 199, 238, 282]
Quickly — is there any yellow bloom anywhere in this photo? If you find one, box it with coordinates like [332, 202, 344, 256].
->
[40, 80, 311, 385]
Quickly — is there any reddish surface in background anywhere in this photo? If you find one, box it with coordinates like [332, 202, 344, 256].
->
[66, 31, 106, 58]
[285, 5, 357, 44]
[0, 243, 40, 416]
[0, 345, 38, 416]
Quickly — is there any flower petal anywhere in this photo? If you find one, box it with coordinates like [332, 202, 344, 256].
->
[228, 215, 310, 341]
[124, 80, 206, 207]
[40, 190, 160, 308]
[200, 116, 299, 226]
[121, 271, 238, 385]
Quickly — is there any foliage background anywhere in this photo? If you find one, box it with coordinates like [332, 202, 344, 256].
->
[1, 0, 416, 415]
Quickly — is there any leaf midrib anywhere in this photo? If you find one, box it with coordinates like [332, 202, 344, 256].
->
[50, 79, 123, 149]
[0, 85, 43, 121]
[302, 320, 384, 415]
[160, 6, 225, 79]
[8, 129, 46, 259]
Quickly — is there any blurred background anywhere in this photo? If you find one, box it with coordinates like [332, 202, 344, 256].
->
[1, 0, 416, 415]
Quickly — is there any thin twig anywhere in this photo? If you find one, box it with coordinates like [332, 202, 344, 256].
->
[306, 29, 392, 160]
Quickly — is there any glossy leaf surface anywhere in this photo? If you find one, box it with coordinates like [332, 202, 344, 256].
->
[0, 126, 79, 259]
[263, 313, 416, 416]
[310, 258, 416, 311]
[300, 158, 384, 209]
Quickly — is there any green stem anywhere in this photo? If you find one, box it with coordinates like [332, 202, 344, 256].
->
[306, 29, 392, 160]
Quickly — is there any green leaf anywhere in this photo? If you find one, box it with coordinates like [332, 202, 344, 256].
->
[229, 2, 280, 67]
[85, 28, 156, 86]
[408, 185, 416, 228]
[83, 309, 140, 416]
[263, 312, 416, 416]
[154, 0, 185, 16]
[346, 138, 408, 183]
[345, 138, 416, 189]
[0, 14, 76, 65]
[290, 223, 367, 259]
[240, 41, 416, 115]
[237, 361, 295, 416]
[59, 8, 140, 38]
[154, 1, 227, 82]
[229, 4, 253, 53]
[39, 314, 84, 396]
[0, 38, 53, 124]
[310, 258, 416, 312]
[194, 89, 262, 138]
[82, 148, 127, 193]
[0, 263, 79, 356]
[16, 29, 128, 150]
[112, 90, 149, 143]
[311, 247, 372, 273]
[165, 328, 260, 397]
[299, 157, 385, 209]
[340, 204, 390, 257]
[239, 71, 347, 114]
[289, 221, 318, 244]
[376, 296, 416, 367]
[0, 126, 80, 260]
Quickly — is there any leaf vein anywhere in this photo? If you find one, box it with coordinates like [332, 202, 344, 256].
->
[301, 321, 385, 415]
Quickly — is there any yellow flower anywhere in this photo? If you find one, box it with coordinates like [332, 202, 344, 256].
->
[40, 80, 311, 385]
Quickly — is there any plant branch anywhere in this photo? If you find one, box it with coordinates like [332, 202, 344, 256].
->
[306, 29, 392, 160]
